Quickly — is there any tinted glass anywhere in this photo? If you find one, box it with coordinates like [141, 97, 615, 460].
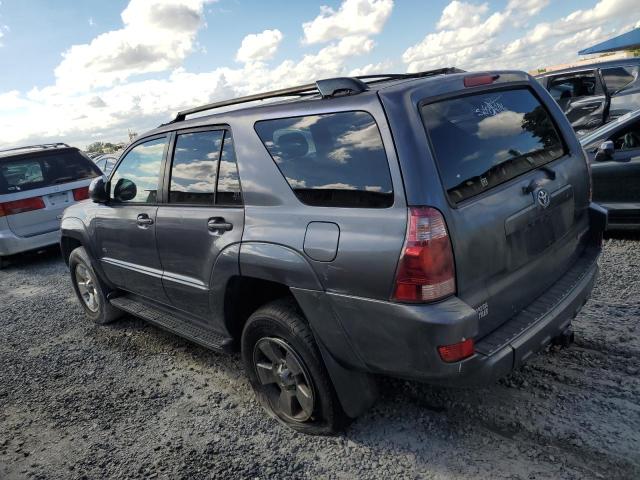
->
[610, 119, 640, 151]
[255, 111, 393, 208]
[602, 66, 636, 94]
[0, 150, 101, 194]
[216, 133, 243, 205]
[549, 72, 599, 99]
[110, 137, 165, 203]
[170, 130, 224, 204]
[422, 88, 564, 204]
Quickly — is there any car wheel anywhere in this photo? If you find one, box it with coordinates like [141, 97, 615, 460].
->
[69, 246, 121, 325]
[242, 298, 348, 435]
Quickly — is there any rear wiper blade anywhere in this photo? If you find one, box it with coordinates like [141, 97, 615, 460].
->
[50, 176, 76, 185]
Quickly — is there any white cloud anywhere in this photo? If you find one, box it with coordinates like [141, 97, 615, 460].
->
[236, 29, 283, 63]
[302, 0, 393, 44]
[54, 0, 210, 91]
[437, 1, 489, 30]
[403, 0, 639, 73]
[476, 111, 525, 139]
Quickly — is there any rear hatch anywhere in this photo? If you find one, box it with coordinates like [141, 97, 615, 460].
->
[418, 80, 591, 337]
[0, 149, 101, 237]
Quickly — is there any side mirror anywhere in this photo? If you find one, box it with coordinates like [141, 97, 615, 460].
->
[595, 140, 614, 162]
[89, 176, 109, 203]
[113, 178, 137, 202]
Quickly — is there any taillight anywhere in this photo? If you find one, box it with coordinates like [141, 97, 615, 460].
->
[438, 338, 474, 362]
[73, 186, 90, 201]
[0, 197, 46, 217]
[392, 207, 456, 303]
[464, 74, 499, 88]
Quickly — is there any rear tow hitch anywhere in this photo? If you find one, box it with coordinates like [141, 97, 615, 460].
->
[552, 327, 575, 348]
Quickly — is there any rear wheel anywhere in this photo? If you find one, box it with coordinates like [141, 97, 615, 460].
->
[241, 299, 347, 434]
[69, 246, 121, 324]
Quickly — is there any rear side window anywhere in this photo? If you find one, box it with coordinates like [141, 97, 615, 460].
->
[0, 151, 100, 194]
[255, 111, 393, 208]
[170, 130, 224, 204]
[422, 88, 564, 204]
[601, 66, 637, 94]
[548, 72, 601, 100]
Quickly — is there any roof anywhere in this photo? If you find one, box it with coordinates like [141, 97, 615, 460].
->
[579, 28, 640, 55]
[536, 57, 640, 77]
[0, 143, 75, 160]
[167, 68, 463, 123]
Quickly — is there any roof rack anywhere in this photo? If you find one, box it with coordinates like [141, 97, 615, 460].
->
[0, 143, 71, 154]
[171, 67, 463, 122]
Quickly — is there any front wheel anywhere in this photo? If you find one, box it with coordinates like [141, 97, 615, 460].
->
[241, 299, 347, 435]
[69, 246, 121, 325]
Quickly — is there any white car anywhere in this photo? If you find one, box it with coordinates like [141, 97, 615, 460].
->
[0, 143, 101, 268]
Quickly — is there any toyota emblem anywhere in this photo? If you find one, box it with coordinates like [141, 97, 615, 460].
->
[536, 189, 551, 209]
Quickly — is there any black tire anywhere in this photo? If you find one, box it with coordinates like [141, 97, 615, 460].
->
[241, 298, 348, 435]
[69, 246, 121, 325]
[0, 256, 6, 270]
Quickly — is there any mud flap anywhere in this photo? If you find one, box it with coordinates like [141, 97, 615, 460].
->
[316, 340, 379, 419]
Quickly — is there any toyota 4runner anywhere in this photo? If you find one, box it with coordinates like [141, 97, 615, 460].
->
[61, 69, 607, 434]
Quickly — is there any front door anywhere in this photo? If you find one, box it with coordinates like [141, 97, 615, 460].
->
[156, 129, 244, 322]
[93, 135, 171, 303]
[591, 117, 640, 207]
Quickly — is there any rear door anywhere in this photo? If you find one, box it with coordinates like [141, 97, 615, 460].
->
[420, 86, 590, 337]
[547, 70, 608, 131]
[156, 128, 244, 321]
[0, 150, 100, 237]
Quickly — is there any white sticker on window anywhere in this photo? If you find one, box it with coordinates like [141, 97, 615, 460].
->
[474, 96, 507, 117]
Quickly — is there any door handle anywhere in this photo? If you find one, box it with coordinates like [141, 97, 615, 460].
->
[137, 214, 154, 227]
[207, 217, 233, 233]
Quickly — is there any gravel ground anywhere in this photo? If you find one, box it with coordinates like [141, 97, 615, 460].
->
[0, 237, 638, 480]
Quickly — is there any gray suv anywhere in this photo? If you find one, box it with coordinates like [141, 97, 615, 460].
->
[60, 69, 607, 434]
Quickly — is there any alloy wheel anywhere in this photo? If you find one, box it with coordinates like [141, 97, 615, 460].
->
[75, 264, 99, 312]
[253, 337, 315, 422]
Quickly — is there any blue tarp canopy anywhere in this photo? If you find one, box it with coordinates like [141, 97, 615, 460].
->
[579, 28, 640, 55]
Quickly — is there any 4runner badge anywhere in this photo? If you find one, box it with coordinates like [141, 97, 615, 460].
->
[476, 302, 489, 319]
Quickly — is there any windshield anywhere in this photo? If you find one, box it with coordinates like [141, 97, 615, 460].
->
[0, 150, 101, 194]
[421, 88, 565, 204]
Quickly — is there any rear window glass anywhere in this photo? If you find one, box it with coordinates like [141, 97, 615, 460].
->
[421, 89, 564, 204]
[255, 111, 393, 208]
[0, 150, 101, 194]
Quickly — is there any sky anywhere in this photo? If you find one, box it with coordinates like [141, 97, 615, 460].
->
[0, 0, 638, 149]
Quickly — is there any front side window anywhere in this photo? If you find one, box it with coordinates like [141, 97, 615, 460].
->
[601, 66, 637, 94]
[170, 130, 224, 204]
[609, 119, 640, 151]
[422, 88, 565, 204]
[110, 137, 166, 203]
[255, 111, 393, 208]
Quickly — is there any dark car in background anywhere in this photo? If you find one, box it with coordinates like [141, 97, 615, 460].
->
[0, 143, 101, 268]
[580, 108, 640, 229]
[536, 58, 640, 133]
[61, 69, 606, 433]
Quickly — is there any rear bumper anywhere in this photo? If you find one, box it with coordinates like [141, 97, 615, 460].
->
[322, 245, 599, 385]
[0, 227, 60, 256]
[598, 202, 639, 230]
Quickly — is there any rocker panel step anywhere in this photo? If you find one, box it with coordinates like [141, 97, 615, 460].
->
[110, 295, 233, 353]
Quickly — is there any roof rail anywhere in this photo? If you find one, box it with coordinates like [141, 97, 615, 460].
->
[171, 67, 462, 122]
[0, 143, 71, 154]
